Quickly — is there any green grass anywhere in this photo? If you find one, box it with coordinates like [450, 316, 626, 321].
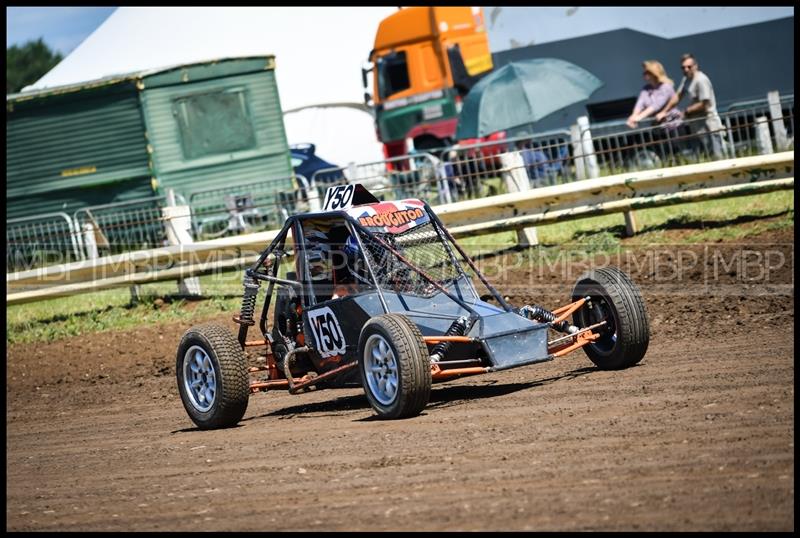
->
[6, 272, 244, 346]
[6, 190, 794, 346]
[457, 189, 794, 257]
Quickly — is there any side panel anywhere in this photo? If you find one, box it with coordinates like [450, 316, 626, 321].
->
[301, 289, 550, 370]
[5, 178, 154, 220]
[302, 295, 376, 368]
[6, 83, 152, 218]
[140, 69, 293, 201]
[473, 312, 551, 369]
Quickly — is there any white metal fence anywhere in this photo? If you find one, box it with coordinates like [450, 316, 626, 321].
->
[8, 152, 793, 305]
[7, 212, 84, 273]
[435, 92, 794, 198]
[187, 174, 308, 239]
[73, 196, 170, 257]
[7, 92, 794, 274]
[310, 153, 452, 204]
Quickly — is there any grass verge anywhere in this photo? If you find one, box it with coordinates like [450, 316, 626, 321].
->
[6, 190, 793, 346]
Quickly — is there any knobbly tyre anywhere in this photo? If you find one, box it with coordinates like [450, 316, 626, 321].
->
[176, 184, 650, 429]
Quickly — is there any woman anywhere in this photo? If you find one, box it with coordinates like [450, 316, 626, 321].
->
[626, 60, 682, 131]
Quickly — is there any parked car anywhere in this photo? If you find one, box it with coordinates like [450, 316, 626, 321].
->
[290, 143, 345, 186]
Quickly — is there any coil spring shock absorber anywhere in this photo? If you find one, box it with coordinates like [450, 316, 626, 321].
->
[429, 316, 469, 363]
[238, 275, 260, 326]
[519, 304, 577, 333]
[236, 274, 260, 345]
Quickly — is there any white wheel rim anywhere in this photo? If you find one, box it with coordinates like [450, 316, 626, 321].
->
[183, 345, 217, 412]
[364, 334, 399, 406]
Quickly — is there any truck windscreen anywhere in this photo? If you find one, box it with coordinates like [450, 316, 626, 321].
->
[377, 51, 411, 100]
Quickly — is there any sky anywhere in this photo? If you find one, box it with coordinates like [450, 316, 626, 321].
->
[6, 6, 794, 167]
[6, 7, 117, 55]
[6, 6, 794, 58]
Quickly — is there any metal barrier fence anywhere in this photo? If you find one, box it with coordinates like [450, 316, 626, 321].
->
[73, 196, 170, 257]
[7, 212, 84, 273]
[187, 174, 307, 240]
[440, 130, 575, 199]
[311, 153, 452, 204]
[585, 95, 794, 176]
[7, 94, 794, 273]
[9, 153, 793, 305]
[434, 95, 794, 198]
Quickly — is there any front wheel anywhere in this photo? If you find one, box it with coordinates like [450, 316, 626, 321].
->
[176, 324, 249, 429]
[358, 314, 431, 419]
[571, 266, 649, 370]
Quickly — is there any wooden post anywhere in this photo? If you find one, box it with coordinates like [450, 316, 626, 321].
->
[82, 222, 100, 260]
[435, 161, 454, 204]
[306, 177, 322, 212]
[346, 161, 358, 181]
[755, 116, 774, 155]
[623, 210, 638, 237]
[164, 190, 202, 297]
[570, 123, 586, 180]
[767, 91, 789, 152]
[84, 220, 142, 302]
[499, 151, 538, 247]
[577, 116, 599, 179]
[724, 117, 737, 158]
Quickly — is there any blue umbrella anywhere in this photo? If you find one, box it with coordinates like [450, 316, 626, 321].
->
[455, 58, 604, 140]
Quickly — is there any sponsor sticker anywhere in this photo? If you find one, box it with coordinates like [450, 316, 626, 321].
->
[357, 207, 425, 229]
[308, 307, 346, 358]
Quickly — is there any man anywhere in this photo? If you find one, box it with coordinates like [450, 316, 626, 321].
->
[657, 53, 725, 159]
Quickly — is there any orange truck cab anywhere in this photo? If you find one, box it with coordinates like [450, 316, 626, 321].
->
[363, 6, 494, 159]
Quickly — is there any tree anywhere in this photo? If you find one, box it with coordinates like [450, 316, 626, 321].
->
[7, 38, 63, 94]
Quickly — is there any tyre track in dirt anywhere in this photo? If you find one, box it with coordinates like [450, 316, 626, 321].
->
[6, 227, 793, 531]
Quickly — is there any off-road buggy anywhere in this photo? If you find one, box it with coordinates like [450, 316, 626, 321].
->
[176, 184, 649, 429]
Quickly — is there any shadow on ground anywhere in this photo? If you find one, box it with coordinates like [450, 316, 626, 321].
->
[242, 365, 600, 422]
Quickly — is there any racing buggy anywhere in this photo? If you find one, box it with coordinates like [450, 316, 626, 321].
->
[176, 184, 649, 429]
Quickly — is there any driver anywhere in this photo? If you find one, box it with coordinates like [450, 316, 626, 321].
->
[306, 229, 369, 301]
[331, 234, 366, 299]
[305, 230, 336, 301]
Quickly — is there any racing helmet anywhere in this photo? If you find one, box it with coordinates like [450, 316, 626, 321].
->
[305, 230, 332, 282]
[343, 234, 370, 285]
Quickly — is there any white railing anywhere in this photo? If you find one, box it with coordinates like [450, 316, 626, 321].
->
[7, 151, 793, 305]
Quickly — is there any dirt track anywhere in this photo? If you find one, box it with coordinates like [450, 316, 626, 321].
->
[6, 227, 794, 531]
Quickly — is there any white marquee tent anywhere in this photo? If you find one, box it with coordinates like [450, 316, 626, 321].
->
[28, 6, 396, 165]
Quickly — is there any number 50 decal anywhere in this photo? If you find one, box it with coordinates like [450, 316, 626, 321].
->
[308, 307, 346, 358]
[322, 184, 355, 211]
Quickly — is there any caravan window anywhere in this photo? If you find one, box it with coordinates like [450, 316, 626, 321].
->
[377, 51, 411, 100]
[173, 88, 256, 160]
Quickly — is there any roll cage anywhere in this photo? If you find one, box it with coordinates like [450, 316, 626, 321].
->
[237, 201, 514, 349]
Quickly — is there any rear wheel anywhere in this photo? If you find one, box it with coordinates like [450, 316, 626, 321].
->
[176, 324, 249, 429]
[358, 314, 431, 419]
[571, 267, 649, 370]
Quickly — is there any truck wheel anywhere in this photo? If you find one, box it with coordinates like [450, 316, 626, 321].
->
[571, 266, 649, 370]
[176, 324, 249, 429]
[358, 314, 431, 419]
